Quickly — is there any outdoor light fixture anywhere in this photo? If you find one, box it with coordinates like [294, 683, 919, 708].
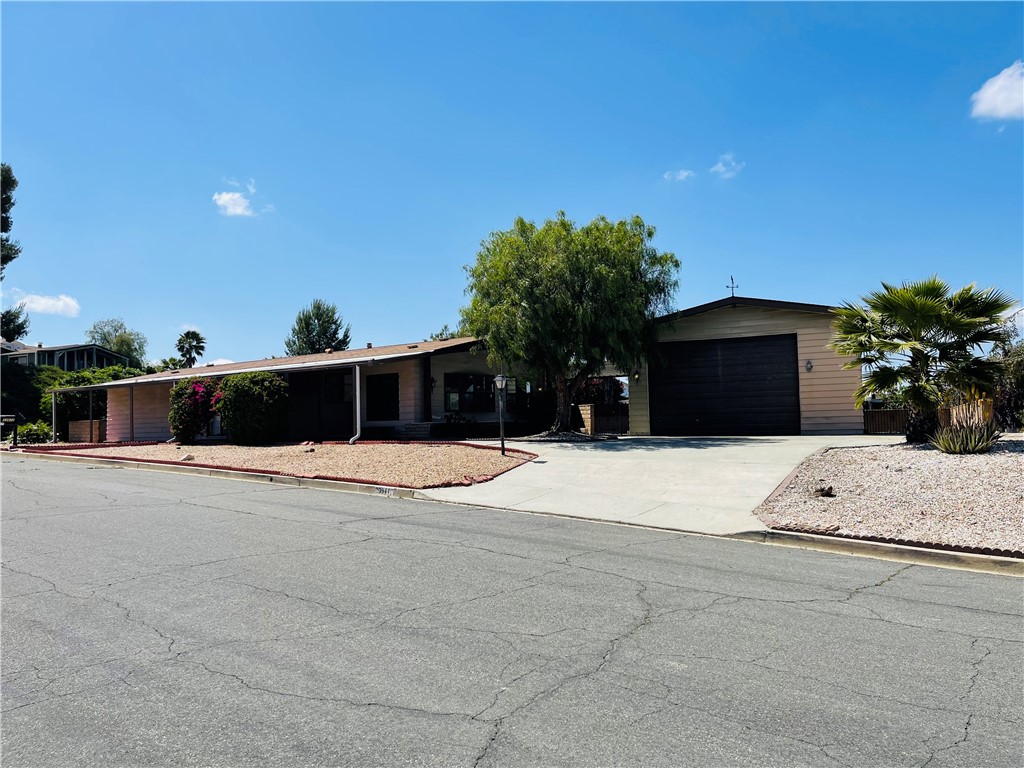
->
[494, 375, 507, 456]
[805, 360, 814, 373]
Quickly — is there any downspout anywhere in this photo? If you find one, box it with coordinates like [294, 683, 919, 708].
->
[129, 385, 135, 442]
[50, 392, 57, 443]
[88, 391, 94, 443]
[348, 364, 361, 445]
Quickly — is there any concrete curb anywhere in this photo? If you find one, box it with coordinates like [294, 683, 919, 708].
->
[730, 529, 1024, 576]
[9, 451, 420, 500]
[10, 451, 1020, 576]
[411, 493, 1021, 576]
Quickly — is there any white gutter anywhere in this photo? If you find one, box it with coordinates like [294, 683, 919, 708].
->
[348, 364, 361, 445]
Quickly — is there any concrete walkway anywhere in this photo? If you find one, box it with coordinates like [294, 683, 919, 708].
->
[422, 435, 904, 535]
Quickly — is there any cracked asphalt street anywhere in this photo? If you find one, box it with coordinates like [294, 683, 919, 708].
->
[2, 456, 1022, 767]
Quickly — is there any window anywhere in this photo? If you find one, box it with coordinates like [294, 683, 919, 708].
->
[366, 373, 400, 421]
[324, 369, 353, 406]
[444, 373, 495, 413]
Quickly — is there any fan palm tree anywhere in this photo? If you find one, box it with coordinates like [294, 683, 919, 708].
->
[830, 276, 1014, 442]
[175, 330, 207, 369]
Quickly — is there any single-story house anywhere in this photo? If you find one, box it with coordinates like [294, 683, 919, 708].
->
[2, 342, 128, 371]
[630, 296, 861, 436]
[48, 337, 520, 443]
[48, 296, 862, 443]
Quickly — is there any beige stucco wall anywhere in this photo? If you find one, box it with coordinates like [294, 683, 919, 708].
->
[106, 384, 173, 442]
[630, 306, 862, 436]
[428, 349, 503, 423]
[358, 358, 424, 426]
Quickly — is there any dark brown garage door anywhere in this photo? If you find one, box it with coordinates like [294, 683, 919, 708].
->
[649, 334, 800, 436]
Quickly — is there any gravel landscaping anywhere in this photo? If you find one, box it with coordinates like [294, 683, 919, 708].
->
[43, 442, 533, 489]
[756, 433, 1024, 552]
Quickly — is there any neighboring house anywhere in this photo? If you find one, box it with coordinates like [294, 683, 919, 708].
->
[631, 296, 861, 436]
[50, 337, 520, 443]
[1, 342, 129, 372]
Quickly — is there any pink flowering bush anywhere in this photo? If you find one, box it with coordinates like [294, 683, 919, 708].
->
[168, 377, 220, 443]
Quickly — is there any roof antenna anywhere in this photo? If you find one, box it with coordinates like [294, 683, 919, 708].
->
[727, 276, 739, 297]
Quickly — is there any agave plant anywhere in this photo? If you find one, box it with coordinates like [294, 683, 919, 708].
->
[930, 421, 1002, 454]
[830, 276, 1014, 443]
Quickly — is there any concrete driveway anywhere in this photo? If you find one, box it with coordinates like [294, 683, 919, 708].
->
[422, 435, 903, 535]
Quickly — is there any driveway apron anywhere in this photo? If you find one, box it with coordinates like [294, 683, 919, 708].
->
[422, 435, 903, 535]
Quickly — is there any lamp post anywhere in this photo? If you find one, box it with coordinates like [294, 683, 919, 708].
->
[494, 374, 507, 456]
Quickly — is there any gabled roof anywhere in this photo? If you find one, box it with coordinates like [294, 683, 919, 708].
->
[49, 337, 481, 392]
[656, 295, 833, 324]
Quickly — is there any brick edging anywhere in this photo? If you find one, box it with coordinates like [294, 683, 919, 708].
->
[15, 441, 538, 490]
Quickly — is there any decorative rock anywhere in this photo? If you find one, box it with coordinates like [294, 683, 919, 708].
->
[181, 454, 195, 461]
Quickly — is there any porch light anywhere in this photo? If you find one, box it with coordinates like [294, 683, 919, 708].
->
[805, 360, 814, 373]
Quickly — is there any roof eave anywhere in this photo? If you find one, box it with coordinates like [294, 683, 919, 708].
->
[657, 296, 834, 324]
[46, 339, 481, 393]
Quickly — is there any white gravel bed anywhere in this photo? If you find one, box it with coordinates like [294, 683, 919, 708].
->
[57, 442, 531, 489]
[756, 434, 1024, 552]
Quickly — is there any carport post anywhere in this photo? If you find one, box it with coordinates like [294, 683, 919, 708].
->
[50, 392, 57, 443]
[88, 391, 94, 443]
[348, 365, 361, 445]
[129, 385, 135, 442]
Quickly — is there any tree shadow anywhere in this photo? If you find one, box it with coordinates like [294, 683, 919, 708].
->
[533, 436, 790, 452]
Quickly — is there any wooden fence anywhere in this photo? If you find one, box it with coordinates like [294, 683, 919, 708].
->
[863, 410, 908, 435]
[864, 399, 994, 435]
[578, 402, 630, 435]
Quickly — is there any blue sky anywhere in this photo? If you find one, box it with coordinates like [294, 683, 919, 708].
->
[3, 2, 1022, 365]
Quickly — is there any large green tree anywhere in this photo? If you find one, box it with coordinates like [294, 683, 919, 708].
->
[86, 318, 148, 369]
[2, 163, 29, 341]
[175, 330, 207, 368]
[461, 211, 679, 433]
[990, 317, 1024, 430]
[284, 299, 351, 356]
[1, 302, 30, 342]
[1, 163, 22, 279]
[830, 276, 1015, 442]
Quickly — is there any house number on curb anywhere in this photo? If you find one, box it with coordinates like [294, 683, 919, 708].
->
[375, 486, 396, 498]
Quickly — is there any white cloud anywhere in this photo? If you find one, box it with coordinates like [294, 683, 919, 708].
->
[971, 61, 1024, 120]
[212, 178, 273, 217]
[212, 191, 254, 217]
[709, 152, 745, 179]
[207, 358, 235, 366]
[15, 292, 81, 317]
[178, 323, 201, 332]
[662, 169, 696, 181]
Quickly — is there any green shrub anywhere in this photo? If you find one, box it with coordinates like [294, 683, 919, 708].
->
[168, 377, 219, 443]
[217, 372, 288, 445]
[18, 420, 54, 444]
[930, 421, 1002, 454]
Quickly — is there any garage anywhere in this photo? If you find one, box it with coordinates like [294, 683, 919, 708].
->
[649, 334, 800, 436]
[631, 297, 864, 436]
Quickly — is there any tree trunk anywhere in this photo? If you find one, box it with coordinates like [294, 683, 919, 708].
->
[905, 409, 939, 444]
[552, 374, 574, 433]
